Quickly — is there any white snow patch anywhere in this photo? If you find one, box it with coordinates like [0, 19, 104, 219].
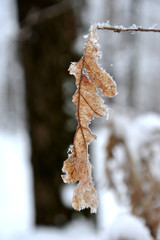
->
[6, 218, 98, 240]
[106, 214, 153, 240]
[60, 184, 74, 208]
[92, 125, 129, 231]
[0, 130, 34, 239]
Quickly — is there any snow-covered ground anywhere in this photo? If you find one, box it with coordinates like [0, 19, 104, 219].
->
[0, 125, 155, 240]
[0, 130, 34, 240]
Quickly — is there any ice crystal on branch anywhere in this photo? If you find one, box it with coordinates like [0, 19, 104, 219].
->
[62, 25, 117, 213]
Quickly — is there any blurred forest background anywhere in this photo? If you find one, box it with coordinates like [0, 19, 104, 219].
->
[0, 0, 160, 239]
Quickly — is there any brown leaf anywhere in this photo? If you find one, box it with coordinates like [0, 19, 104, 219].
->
[62, 25, 117, 213]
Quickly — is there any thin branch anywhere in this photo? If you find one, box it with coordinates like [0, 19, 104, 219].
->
[97, 25, 160, 33]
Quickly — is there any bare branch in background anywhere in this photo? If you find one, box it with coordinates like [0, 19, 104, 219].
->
[22, 0, 70, 27]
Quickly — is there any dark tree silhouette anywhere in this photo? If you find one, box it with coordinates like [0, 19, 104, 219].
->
[17, 0, 91, 226]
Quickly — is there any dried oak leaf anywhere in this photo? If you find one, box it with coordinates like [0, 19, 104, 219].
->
[62, 25, 117, 213]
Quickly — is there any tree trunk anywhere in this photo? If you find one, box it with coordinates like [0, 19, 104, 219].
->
[17, 0, 91, 226]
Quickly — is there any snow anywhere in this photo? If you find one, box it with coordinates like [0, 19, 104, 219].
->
[60, 184, 74, 208]
[0, 131, 98, 240]
[109, 111, 160, 164]
[91, 119, 157, 240]
[0, 118, 156, 240]
[0, 0, 25, 131]
[4, 219, 98, 240]
[0, 1, 34, 239]
[92, 125, 129, 230]
[0, 130, 34, 240]
[106, 214, 154, 240]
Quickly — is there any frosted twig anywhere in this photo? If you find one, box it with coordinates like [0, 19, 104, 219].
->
[97, 24, 160, 33]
